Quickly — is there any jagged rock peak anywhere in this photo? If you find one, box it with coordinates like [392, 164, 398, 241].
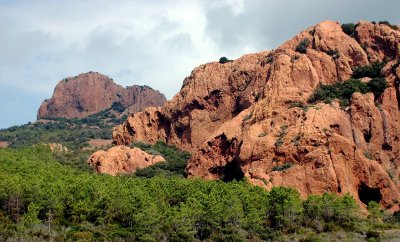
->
[110, 20, 400, 208]
[37, 71, 167, 119]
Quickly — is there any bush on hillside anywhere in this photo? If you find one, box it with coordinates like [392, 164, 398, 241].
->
[352, 61, 387, 79]
[132, 141, 191, 178]
[379, 20, 399, 30]
[219, 57, 233, 64]
[295, 38, 310, 54]
[309, 78, 387, 107]
[341, 23, 356, 38]
[111, 101, 126, 112]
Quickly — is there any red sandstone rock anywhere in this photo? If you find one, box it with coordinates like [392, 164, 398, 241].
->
[37, 72, 166, 119]
[112, 20, 400, 208]
[87, 145, 165, 176]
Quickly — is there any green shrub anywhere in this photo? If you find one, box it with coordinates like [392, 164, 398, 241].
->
[272, 163, 293, 171]
[296, 39, 310, 54]
[367, 201, 383, 222]
[366, 78, 387, 99]
[379, 21, 399, 30]
[352, 61, 387, 78]
[242, 112, 252, 122]
[326, 49, 340, 60]
[219, 57, 233, 64]
[258, 131, 267, 138]
[288, 101, 306, 109]
[0, 109, 127, 149]
[267, 187, 303, 230]
[309, 78, 387, 107]
[364, 151, 373, 160]
[341, 23, 356, 37]
[111, 101, 125, 112]
[132, 141, 191, 178]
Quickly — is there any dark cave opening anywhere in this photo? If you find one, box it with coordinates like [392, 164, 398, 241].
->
[363, 130, 372, 143]
[210, 159, 244, 182]
[382, 143, 393, 151]
[358, 182, 382, 205]
[221, 159, 245, 182]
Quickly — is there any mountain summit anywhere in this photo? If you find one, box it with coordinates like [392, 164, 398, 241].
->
[109, 20, 400, 208]
[37, 71, 167, 119]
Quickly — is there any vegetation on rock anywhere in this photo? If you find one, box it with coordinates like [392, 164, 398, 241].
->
[131, 141, 191, 178]
[341, 23, 356, 38]
[309, 78, 387, 107]
[1, 146, 399, 241]
[218, 57, 233, 64]
[379, 20, 399, 30]
[0, 109, 126, 149]
[295, 38, 310, 54]
[352, 61, 387, 79]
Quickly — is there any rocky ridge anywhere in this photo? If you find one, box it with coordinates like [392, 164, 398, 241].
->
[111, 20, 400, 208]
[37, 72, 167, 119]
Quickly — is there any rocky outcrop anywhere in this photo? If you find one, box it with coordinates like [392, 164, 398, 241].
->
[112, 20, 400, 208]
[37, 72, 166, 119]
[87, 145, 165, 176]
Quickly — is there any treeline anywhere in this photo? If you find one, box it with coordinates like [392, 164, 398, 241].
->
[0, 109, 127, 149]
[1, 146, 399, 241]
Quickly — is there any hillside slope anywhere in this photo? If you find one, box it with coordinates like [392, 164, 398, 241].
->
[111, 20, 400, 208]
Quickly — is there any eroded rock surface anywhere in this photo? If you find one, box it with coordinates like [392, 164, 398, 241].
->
[88, 146, 165, 176]
[112, 20, 400, 207]
[37, 72, 166, 119]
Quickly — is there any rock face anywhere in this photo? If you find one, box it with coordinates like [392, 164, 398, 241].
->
[37, 72, 167, 119]
[113, 20, 400, 208]
[88, 146, 165, 176]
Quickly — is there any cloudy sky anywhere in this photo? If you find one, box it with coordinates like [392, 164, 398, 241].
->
[0, 0, 399, 128]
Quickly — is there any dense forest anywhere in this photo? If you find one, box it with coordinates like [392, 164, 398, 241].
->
[0, 58, 398, 241]
[1, 146, 400, 241]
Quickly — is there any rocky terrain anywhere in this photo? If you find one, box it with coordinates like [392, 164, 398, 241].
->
[110, 20, 400, 208]
[37, 71, 167, 119]
[88, 145, 165, 176]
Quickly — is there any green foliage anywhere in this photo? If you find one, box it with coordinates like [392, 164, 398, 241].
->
[309, 78, 387, 107]
[0, 146, 271, 241]
[242, 112, 252, 122]
[296, 39, 310, 54]
[367, 201, 383, 222]
[341, 23, 356, 37]
[258, 131, 267, 138]
[272, 163, 293, 171]
[303, 193, 359, 231]
[352, 61, 387, 79]
[111, 101, 125, 112]
[275, 125, 288, 147]
[0, 109, 126, 149]
[0, 147, 396, 240]
[379, 21, 399, 30]
[366, 78, 388, 99]
[131, 141, 191, 178]
[326, 48, 340, 60]
[267, 187, 303, 231]
[364, 151, 373, 160]
[219, 57, 233, 64]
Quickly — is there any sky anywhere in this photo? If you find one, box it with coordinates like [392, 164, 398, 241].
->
[0, 0, 399, 129]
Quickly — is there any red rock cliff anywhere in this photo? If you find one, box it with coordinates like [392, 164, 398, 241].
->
[37, 72, 166, 119]
[112, 20, 400, 208]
